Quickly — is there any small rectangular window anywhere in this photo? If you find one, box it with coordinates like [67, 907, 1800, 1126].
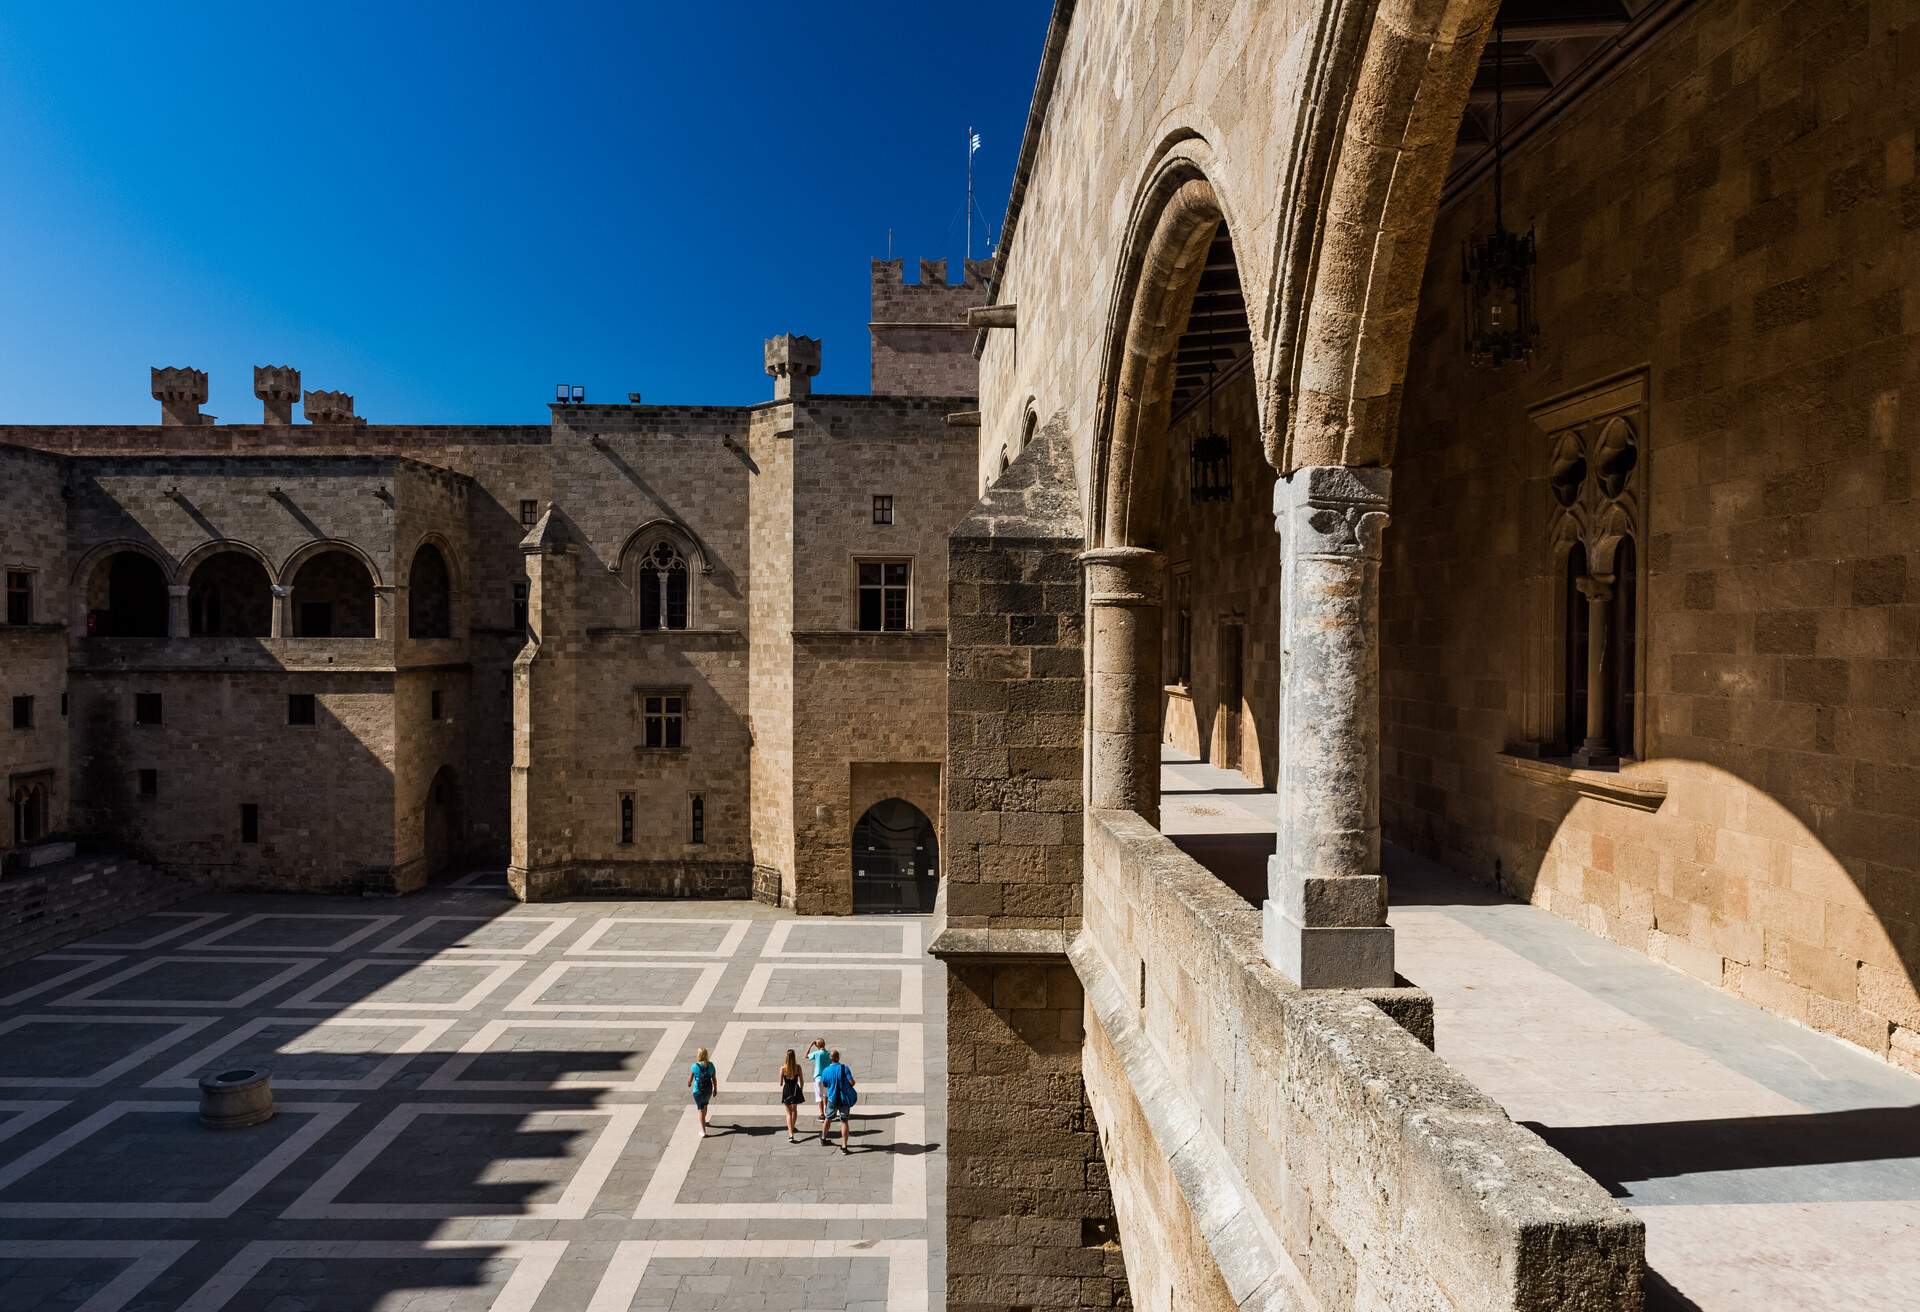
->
[520, 499, 539, 526]
[135, 692, 162, 725]
[240, 803, 259, 844]
[872, 495, 893, 526]
[690, 794, 705, 845]
[642, 693, 685, 749]
[60, 692, 67, 717]
[619, 793, 634, 845]
[288, 693, 316, 726]
[431, 690, 444, 721]
[857, 560, 910, 632]
[11, 695, 31, 730]
[512, 580, 529, 630]
[5, 571, 30, 625]
[138, 768, 157, 797]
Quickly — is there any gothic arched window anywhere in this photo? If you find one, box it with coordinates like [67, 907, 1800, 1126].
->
[637, 539, 690, 631]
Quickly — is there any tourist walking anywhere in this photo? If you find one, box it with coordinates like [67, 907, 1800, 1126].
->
[778, 1048, 805, 1141]
[818, 1048, 857, 1153]
[688, 1046, 719, 1136]
[805, 1037, 832, 1132]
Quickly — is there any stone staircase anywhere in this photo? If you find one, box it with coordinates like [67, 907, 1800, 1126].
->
[0, 849, 204, 967]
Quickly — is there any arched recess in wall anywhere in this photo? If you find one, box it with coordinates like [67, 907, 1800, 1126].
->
[407, 538, 456, 639]
[423, 764, 464, 882]
[75, 542, 172, 637]
[284, 542, 380, 638]
[1090, 139, 1248, 551]
[11, 780, 49, 846]
[851, 798, 939, 914]
[181, 542, 274, 637]
[615, 521, 708, 630]
[1274, 1, 1498, 472]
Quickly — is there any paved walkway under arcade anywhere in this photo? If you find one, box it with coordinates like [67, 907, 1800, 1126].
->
[0, 877, 944, 1312]
[1160, 748, 1920, 1311]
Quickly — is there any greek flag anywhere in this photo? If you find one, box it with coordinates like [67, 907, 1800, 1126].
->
[969, 131, 981, 154]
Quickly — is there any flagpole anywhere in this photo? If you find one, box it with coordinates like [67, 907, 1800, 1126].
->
[966, 125, 973, 261]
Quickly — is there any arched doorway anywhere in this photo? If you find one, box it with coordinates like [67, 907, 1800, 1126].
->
[851, 799, 938, 913]
[87, 550, 169, 636]
[188, 551, 273, 636]
[11, 781, 48, 846]
[423, 765, 463, 882]
[289, 549, 376, 637]
[408, 542, 453, 639]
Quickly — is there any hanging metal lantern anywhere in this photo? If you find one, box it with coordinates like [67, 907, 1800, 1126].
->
[1190, 429, 1231, 502]
[1462, 20, 1539, 369]
[1188, 362, 1232, 502]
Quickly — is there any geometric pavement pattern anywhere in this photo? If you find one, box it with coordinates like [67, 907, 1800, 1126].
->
[0, 876, 945, 1311]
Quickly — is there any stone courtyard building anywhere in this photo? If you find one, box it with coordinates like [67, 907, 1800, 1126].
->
[0, 260, 987, 914]
[0, 0, 1917, 1309]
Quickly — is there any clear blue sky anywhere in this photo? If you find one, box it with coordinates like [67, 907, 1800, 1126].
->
[0, 2, 1050, 423]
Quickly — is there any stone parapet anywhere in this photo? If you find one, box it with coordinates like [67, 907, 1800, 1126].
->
[1081, 809, 1643, 1311]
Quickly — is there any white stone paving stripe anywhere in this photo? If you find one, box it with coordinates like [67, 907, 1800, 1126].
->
[423, 1018, 694, 1092]
[0, 1014, 216, 1088]
[281, 1102, 646, 1219]
[0, 1240, 197, 1312]
[174, 1239, 568, 1312]
[278, 957, 526, 1011]
[0, 1100, 353, 1218]
[370, 914, 576, 956]
[144, 1015, 457, 1090]
[69, 912, 224, 952]
[183, 912, 401, 954]
[0, 954, 123, 1007]
[53, 956, 322, 1010]
[507, 960, 728, 1013]
[710, 1020, 925, 1094]
[567, 916, 752, 958]
[633, 1105, 927, 1219]
[735, 961, 925, 1014]
[761, 919, 921, 959]
[586, 1238, 930, 1312]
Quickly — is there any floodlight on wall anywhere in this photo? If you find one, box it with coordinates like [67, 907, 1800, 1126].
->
[1461, 20, 1539, 369]
[627, 392, 643, 404]
[571, 385, 585, 404]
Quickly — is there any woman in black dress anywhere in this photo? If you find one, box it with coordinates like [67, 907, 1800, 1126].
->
[778, 1049, 805, 1141]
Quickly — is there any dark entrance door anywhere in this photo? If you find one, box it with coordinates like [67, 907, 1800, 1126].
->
[851, 799, 939, 913]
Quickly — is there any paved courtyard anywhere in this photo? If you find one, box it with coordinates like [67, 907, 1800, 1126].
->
[0, 877, 944, 1312]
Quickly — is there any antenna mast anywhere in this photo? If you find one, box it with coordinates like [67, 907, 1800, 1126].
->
[965, 125, 974, 260]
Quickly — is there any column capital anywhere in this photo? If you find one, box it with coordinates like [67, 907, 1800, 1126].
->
[1078, 545, 1164, 606]
[1273, 464, 1391, 560]
[270, 584, 290, 598]
[165, 584, 190, 598]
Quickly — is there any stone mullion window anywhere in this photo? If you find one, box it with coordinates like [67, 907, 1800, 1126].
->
[639, 692, 686, 749]
[6, 570, 34, 625]
[857, 560, 911, 631]
[1521, 372, 1647, 768]
[636, 540, 690, 631]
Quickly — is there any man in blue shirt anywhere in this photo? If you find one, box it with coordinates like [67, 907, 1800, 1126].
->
[817, 1049, 857, 1153]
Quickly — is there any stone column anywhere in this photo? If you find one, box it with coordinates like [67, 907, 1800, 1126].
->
[1266, 465, 1394, 988]
[270, 584, 290, 639]
[166, 584, 190, 638]
[1081, 546, 1164, 826]
[373, 585, 400, 640]
[1573, 571, 1617, 768]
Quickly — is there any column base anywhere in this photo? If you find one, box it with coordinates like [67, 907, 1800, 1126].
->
[1263, 910, 1395, 988]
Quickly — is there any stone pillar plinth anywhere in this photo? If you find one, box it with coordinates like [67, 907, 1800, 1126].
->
[1082, 546, 1163, 826]
[166, 584, 190, 638]
[1265, 465, 1394, 988]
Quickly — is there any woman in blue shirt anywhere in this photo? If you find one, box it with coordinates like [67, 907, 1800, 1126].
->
[687, 1046, 718, 1137]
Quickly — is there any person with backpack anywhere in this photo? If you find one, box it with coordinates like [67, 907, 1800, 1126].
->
[687, 1046, 719, 1136]
[817, 1048, 857, 1153]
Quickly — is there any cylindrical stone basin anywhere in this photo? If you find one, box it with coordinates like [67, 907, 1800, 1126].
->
[199, 1067, 274, 1130]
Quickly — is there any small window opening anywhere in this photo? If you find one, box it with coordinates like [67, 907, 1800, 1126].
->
[643, 694, 685, 749]
[512, 580, 529, 630]
[135, 692, 162, 725]
[872, 495, 893, 526]
[240, 803, 259, 844]
[857, 561, 910, 632]
[619, 793, 634, 845]
[138, 768, 158, 797]
[11, 696, 32, 730]
[520, 499, 539, 526]
[431, 690, 444, 721]
[4, 571, 30, 625]
[690, 794, 705, 845]
[288, 694, 316, 726]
